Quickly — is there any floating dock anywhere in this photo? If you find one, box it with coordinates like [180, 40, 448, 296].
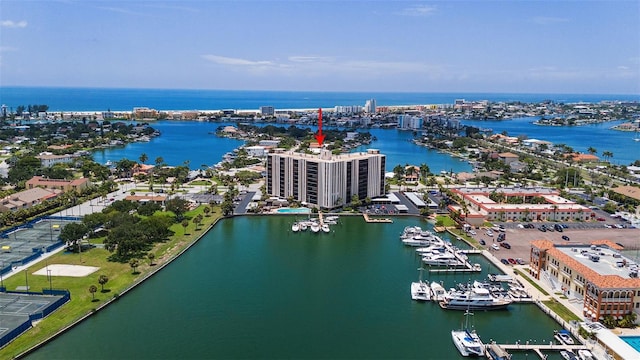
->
[362, 213, 393, 223]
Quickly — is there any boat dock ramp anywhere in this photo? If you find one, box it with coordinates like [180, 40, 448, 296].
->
[486, 341, 591, 359]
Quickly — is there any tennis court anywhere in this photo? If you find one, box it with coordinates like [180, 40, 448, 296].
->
[0, 217, 79, 270]
[0, 292, 66, 340]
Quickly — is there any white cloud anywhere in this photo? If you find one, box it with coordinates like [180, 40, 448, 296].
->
[201, 55, 276, 67]
[201, 53, 447, 80]
[396, 5, 437, 17]
[531, 16, 569, 25]
[1, 20, 28, 28]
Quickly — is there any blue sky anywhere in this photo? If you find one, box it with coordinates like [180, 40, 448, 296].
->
[1, 1, 639, 94]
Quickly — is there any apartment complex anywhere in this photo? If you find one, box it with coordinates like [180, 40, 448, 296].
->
[266, 149, 386, 209]
[449, 187, 593, 226]
[25, 176, 91, 193]
[529, 240, 640, 322]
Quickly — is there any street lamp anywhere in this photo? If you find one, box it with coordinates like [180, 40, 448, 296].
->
[24, 269, 29, 291]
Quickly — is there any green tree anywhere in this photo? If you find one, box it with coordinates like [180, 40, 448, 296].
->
[139, 153, 148, 165]
[98, 275, 109, 293]
[129, 258, 140, 274]
[60, 223, 89, 253]
[166, 197, 190, 221]
[89, 284, 98, 301]
[181, 220, 189, 234]
[147, 252, 156, 266]
[203, 207, 211, 217]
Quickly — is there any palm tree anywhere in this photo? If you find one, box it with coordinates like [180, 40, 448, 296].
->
[155, 156, 165, 167]
[181, 220, 189, 234]
[147, 252, 156, 266]
[98, 275, 109, 293]
[602, 151, 613, 162]
[139, 153, 148, 165]
[89, 284, 97, 301]
[587, 147, 597, 156]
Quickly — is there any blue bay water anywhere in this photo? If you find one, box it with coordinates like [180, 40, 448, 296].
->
[2, 86, 638, 166]
[461, 118, 640, 166]
[92, 121, 474, 173]
[25, 217, 562, 360]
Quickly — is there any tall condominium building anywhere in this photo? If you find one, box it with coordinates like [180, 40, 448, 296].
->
[266, 149, 386, 209]
[364, 99, 376, 113]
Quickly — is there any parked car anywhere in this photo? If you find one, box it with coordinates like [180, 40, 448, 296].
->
[516, 258, 525, 265]
[492, 244, 500, 251]
[500, 258, 509, 265]
[596, 217, 606, 221]
[479, 239, 486, 245]
[562, 235, 570, 241]
[486, 230, 494, 237]
[554, 224, 563, 232]
[538, 225, 547, 232]
[500, 242, 511, 249]
[508, 258, 517, 265]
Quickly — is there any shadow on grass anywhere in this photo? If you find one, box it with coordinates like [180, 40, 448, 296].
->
[91, 298, 100, 302]
[100, 289, 111, 293]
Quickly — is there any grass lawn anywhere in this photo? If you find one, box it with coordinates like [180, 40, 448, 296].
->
[435, 215, 456, 227]
[543, 299, 582, 323]
[189, 180, 212, 186]
[1, 205, 222, 358]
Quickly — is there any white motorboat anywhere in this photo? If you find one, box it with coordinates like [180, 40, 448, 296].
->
[430, 282, 447, 301]
[321, 223, 330, 233]
[577, 349, 595, 360]
[299, 222, 308, 231]
[560, 350, 578, 360]
[440, 282, 512, 310]
[310, 222, 320, 233]
[451, 310, 485, 357]
[411, 267, 430, 301]
[292, 222, 300, 232]
[422, 252, 463, 267]
[554, 330, 574, 345]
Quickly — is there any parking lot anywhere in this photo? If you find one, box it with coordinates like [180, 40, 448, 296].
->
[472, 225, 640, 264]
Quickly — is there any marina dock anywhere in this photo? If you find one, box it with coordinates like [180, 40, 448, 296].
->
[362, 213, 393, 223]
[488, 342, 590, 359]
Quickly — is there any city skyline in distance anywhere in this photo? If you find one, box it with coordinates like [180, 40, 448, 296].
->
[1, 0, 639, 95]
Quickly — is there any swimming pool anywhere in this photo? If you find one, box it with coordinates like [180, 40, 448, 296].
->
[275, 207, 311, 214]
[621, 336, 640, 352]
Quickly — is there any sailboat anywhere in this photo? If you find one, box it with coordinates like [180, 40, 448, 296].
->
[410, 267, 430, 301]
[451, 310, 485, 357]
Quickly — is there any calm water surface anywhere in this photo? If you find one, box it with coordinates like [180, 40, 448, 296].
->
[27, 216, 562, 360]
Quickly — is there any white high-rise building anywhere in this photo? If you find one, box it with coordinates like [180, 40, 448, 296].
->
[266, 149, 386, 209]
[364, 99, 376, 113]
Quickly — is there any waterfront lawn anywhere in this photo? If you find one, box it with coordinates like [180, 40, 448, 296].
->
[513, 268, 550, 296]
[435, 215, 456, 227]
[1, 205, 222, 358]
[543, 299, 582, 323]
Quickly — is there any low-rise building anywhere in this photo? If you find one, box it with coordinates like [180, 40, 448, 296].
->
[0, 188, 60, 212]
[449, 187, 592, 225]
[25, 176, 91, 193]
[529, 240, 640, 324]
[36, 153, 77, 167]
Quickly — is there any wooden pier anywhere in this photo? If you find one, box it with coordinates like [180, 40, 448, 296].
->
[362, 213, 393, 223]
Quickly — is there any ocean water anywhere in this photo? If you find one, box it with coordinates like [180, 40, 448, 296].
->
[1, 86, 638, 112]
